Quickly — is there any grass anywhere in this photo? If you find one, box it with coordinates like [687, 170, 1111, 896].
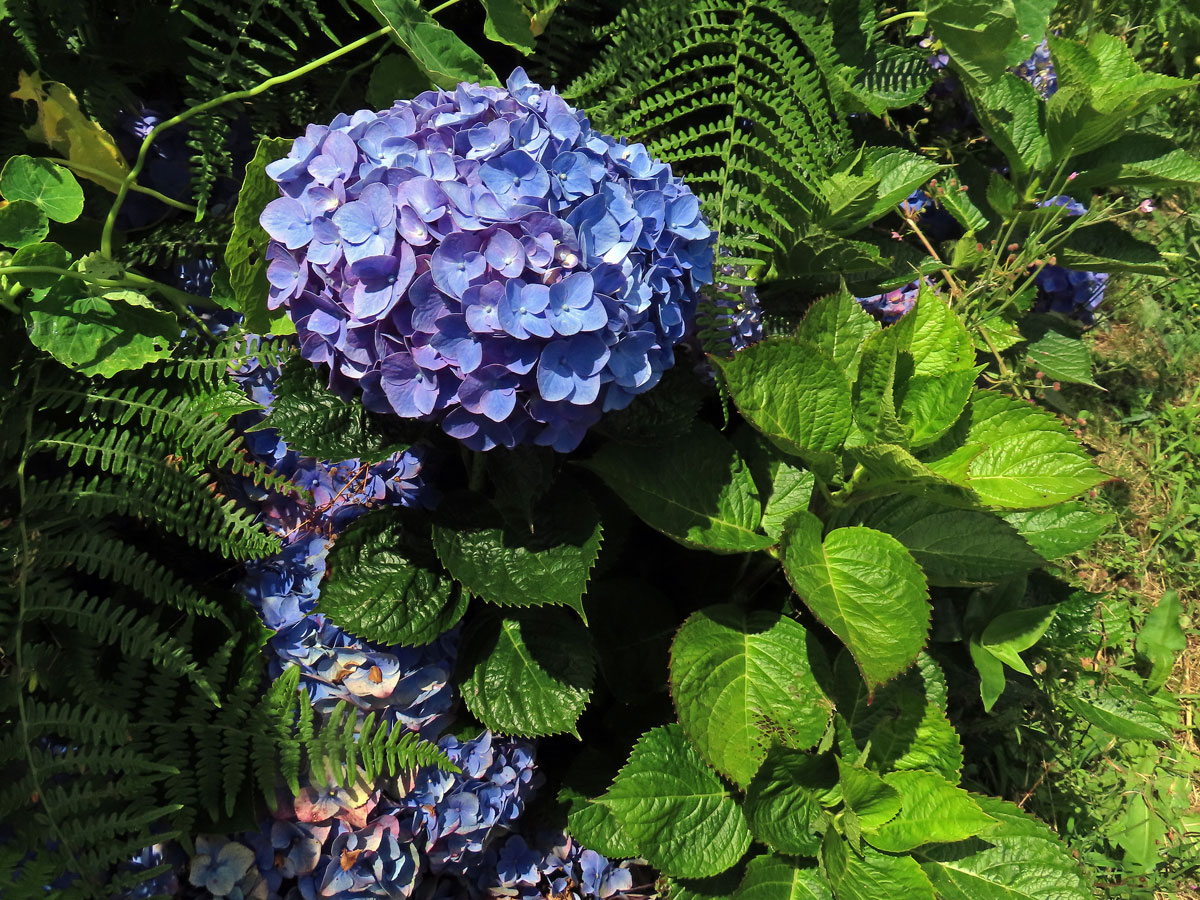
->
[1049, 200, 1200, 897]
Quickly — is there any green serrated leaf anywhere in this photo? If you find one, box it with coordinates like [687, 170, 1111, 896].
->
[432, 487, 602, 618]
[909, 291, 976, 376]
[795, 289, 879, 378]
[224, 136, 294, 333]
[0, 155, 83, 222]
[972, 75, 1048, 174]
[665, 866, 748, 900]
[1058, 221, 1167, 276]
[822, 830, 935, 900]
[352, 0, 499, 87]
[671, 606, 832, 786]
[743, 750, 837, 856]
[781, 512, 930, 690]
[566, 797, 639, 859]
[581, 422, 772, 553]
[26, 282, 176, 376]
[853, 313, 915, 445]
[480, 0, 536, 52]
[866, 771, 995, 852]
[852, 496, 1043, 586]
[257, 356, 410, 462]
[599, 724, 752, 878]
[838, 760, 901, 830]
[834, 653, 964, 779]
[459, 609, 595, 737]
[319, 514, 466, 646]
[1000, 503, 1111, 559]
[847, 443, 979, 508]
[916, 795, 1091, 900]
[955, 390, 1106, 508]
[901, 367, 982, 448]
[0, 198, 50, 247]
[712, 338, 853, 463]
[731, 855, 832, 900]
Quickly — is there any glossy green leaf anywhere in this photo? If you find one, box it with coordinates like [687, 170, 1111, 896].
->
[1020, 318, 1096, 386]
[459, 609, 594, 737]
[7, 241, 70, 289]
[952, 390, 1106, 508]
[352, 0, 499, 86]
[1061, 686, 1172, 742]
[866, 771, 995, 852]
[0, 198, 50, 248]
[834, 653, 963, 780]
[480, 0, 536, 52]
[980, 604, 1058, 675]
[781, 512, 929, 690]
[0, 155, 84, 222]
[223, 136, 295, 334]
[731, 855, 832, 900]
[599, 724, 752, 878]
[712, 338, 853, 460]
[822, 831, 935, 900]
[671, 606, 831, 786]
[847, 443, 979, 509]
[972, 75, 1048, 174]
[969, 636, 1009, 712]
[924, 0, 1019, 84]
[582, 422, 772, 553]
[566, 797, 638, 859]
[901, 367, 982, 448]
[26, 283, 176, 376]
[916, 796, 1091, 900]
[853, 313, 915, 445]
[908, 291, 976, 376]
[795, 289, 879, 377]
[319, 515, 466, 646]
[1001, 503, 1112, 559]
[432, 488, 602, 618]
[665, 866, 748, 900]
[838, 761, 901, 830]
[743, 750, 837, 856]
[852, 496, 1043, 586]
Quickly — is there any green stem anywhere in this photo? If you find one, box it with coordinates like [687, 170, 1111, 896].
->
[0, 291, 19, 313]
[876, 9, 926, 28]
[429, 0, 464, 14]
[45, 158, 199, 214]
[100, 25, 392, 257]
[2, 265, 218, 312]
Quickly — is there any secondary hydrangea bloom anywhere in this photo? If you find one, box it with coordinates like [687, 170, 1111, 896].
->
[1014, 38, 1057, 97]
[856, 279, 924, 323]
[1033, 195, 1110, 323]
[484, 833, 635, 900]
[260, 68, 715, 451]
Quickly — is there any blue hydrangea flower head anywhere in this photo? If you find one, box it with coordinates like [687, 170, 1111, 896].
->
[261, 68, 715, 451]
[1014, 38, 1057, 98]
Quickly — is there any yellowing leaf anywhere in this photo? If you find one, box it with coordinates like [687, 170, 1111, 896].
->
[11, 71, 130, 191]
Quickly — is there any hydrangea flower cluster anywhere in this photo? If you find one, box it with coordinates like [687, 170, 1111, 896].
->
[483, 832, 635, 900]
[709, 249, 763, 354]
[1033, 195, 1109, 323]
[855, 279, 924, 323]
[1014, 38, 1058, 98]
[259, 68, 714, 452]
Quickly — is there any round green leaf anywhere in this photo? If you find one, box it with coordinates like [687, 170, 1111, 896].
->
[743, 750, 837, 856]
[319, 514, 466, 646]
[600, 724, 752, 878]
[0, 155, 84, 223]
[26, 283, 176, 376]
[781, 512, 930, 690]
[459, 609, 594, 737]
[865, 771, 995, 852]
[916, 796, 1091, 900]
[670, 605, 831, 786]
[731, 855, 832, 900]
[8, 241, 70, 289]
[0, 199, 50, 248]
[711, 338, 852, 458]
[582, 422, 773, 553]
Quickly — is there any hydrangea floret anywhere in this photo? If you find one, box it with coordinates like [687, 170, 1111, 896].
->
[260, 68, 715, 452]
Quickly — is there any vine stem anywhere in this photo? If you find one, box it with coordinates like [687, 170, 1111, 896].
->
[876, 9, 926, 28]
[429, 0, 465, 14]
[99, 25, 392, 257]
[44, 158, 199, 214]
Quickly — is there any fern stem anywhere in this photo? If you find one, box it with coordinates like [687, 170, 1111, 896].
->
[13, 364, 81, 871]
[43, 158, 199, 214]
[100, 25, 393, 257]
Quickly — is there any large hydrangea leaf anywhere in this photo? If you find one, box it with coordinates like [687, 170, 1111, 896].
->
[670, 605, 831, 786]
[598, 725, 752, 878]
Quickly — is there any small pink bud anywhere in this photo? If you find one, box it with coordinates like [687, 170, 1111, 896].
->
[1067, 171, 1078, 181]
